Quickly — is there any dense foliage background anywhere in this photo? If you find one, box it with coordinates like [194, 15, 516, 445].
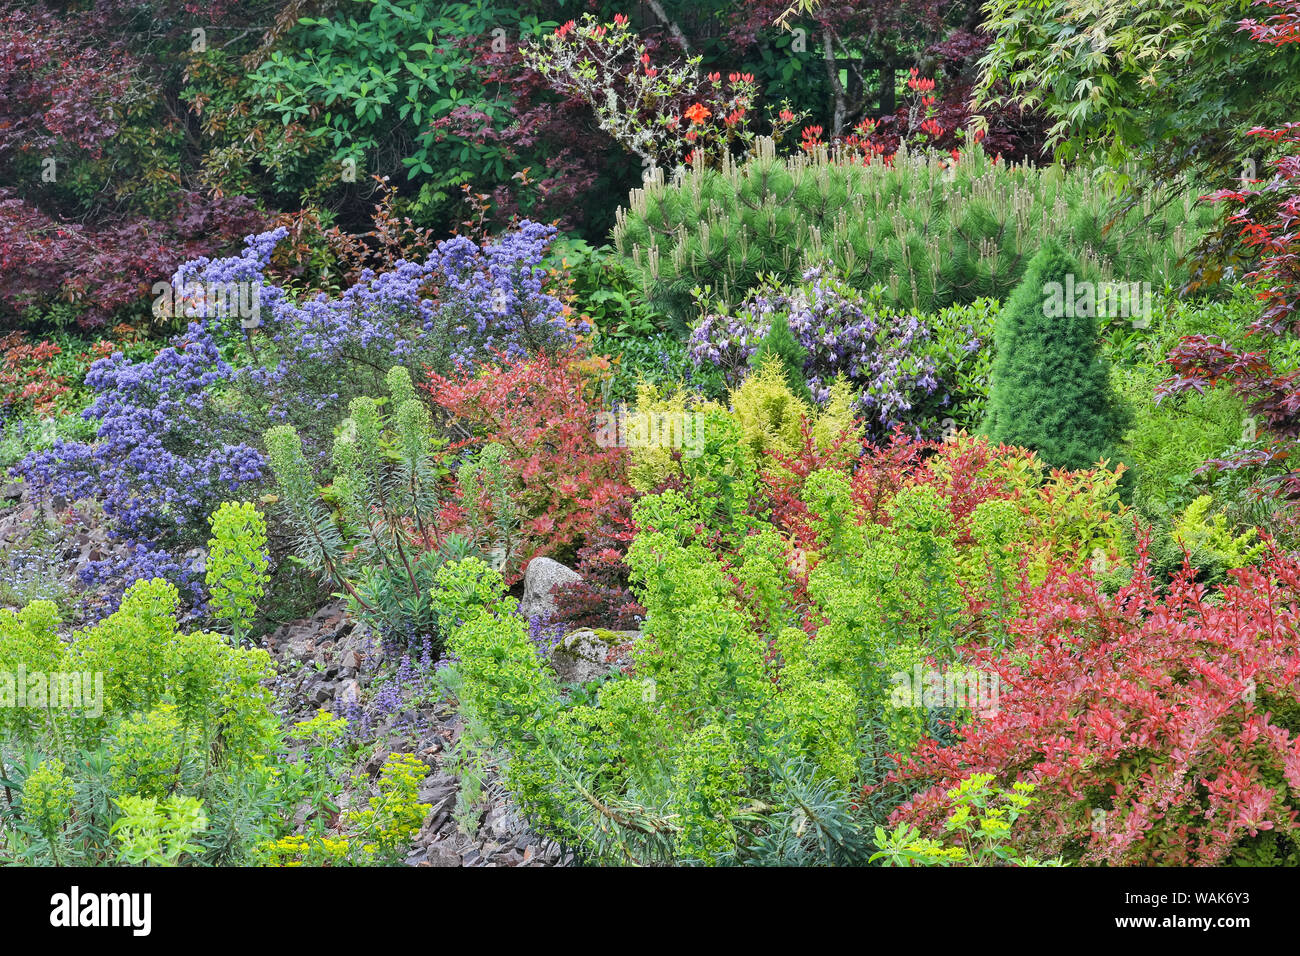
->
[3, 0, 1300, 870]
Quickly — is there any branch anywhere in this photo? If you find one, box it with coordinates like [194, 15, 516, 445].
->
[644, 0, 692, 55]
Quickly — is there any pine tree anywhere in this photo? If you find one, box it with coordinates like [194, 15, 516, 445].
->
[982, 242, 1129, 473]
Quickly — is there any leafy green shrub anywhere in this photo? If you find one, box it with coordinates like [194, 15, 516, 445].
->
[613, 139, 1213, 324]
[1108, 288, 1257, 520]
[0, 577, 433, 866]
[0, 578, 279, 864]
[983, 243, 1130, 474]
[205, 501, 270, 643]
[870, 775, 1063, 866]
[265, 367, 465, 649]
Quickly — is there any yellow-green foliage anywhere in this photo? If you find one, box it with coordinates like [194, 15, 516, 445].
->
[1172, 496, 1266, 569]
[625, 382, 723, 493]
[730, 358, 862, 464]
[628, 365, 860, 494]
[109, 705, 187, 799]
[345, 753, 432, 864]
[871, 774, 1063, 866]
[2, 578, 277, 789]
[23, 758, 74, 840]
[730, 355, 815, 460]
[205, 501, 269, 641]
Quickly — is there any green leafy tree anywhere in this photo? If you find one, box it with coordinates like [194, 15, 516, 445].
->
[982, 242, 1130, 473]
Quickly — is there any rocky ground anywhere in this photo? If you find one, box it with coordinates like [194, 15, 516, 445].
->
[264, 600, 574, 868]
[1, 483, 638, 867]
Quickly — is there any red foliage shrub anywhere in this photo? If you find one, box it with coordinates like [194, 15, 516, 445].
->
[424, 349, 635, 579]
[886, 542, 1300, 865]
[552, 525, 644, 630]
[0, 332, 69, 416]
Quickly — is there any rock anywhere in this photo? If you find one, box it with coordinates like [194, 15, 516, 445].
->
[0, 483, 22, 500]
[519, 557, 581, 620]
[549, 628, 636, 684]
[337, 678, 361, 706]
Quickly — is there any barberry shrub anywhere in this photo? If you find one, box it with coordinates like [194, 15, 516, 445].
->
[983, 243, 1130, 474]
[424, 348, 635, 580]
[889, 540, 1300, 866]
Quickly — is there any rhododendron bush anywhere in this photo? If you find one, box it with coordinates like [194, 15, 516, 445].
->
[888, 543, 1300, 866]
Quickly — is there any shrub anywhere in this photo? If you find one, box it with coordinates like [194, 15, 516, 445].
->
[889, 541, 1300, 866]
[264, 368, 463, 650]
[983, 243, 1130, 474]
[688, 269, 960, 439]
[0, 578, 277, 864]
[205, 502, 270, 643]
[613, 140, 1211, 323]
[871, 775, 1063, 866]
[424, 349, 634, 578]
[432, 368, 1135, 865]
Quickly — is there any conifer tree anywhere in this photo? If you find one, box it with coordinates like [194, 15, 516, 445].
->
[749, 312, 814, 404]
[982, 242, 1129, 473]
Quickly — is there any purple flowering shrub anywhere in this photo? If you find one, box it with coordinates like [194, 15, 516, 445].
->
[687, 268, 995, 441]
[15, 221, 584, 611]
[182, 219, 582, 458]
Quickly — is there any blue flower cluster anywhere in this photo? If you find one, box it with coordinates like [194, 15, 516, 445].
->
[16, 221, 580, 612]
[17, 322, 264, 612]
[688, 267, 947, 440]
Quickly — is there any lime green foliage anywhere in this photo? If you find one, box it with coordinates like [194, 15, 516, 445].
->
[871, 775, 1064, 867]
[1107, 289, 1256, 521]
[731, 356, 816, 460]
[109, 705, 187, 799]
[728, 357, 864, 466]
[1172, 496, 1265, 569]
[613, 139, 1211, 322]
[983, 243, 1130, 474]
[1140, 494, 1269, 586]
[344, 753, 433, 865]
[624, 383, 721, 493]
[110, 795, 209, 866]
[266, 366, 462, 648]
[0, 579, 295, 864]
[205, 501, 269, 642]
[22, 759, 74, 843]
[456, 442, 521, 576]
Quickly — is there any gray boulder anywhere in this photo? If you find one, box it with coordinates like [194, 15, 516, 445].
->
[519, 556, 581, 619]
[549, 628, 638, 684]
